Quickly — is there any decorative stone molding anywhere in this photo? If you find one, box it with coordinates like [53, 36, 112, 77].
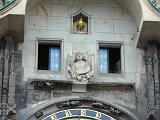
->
[25, 98, 125, 120]
[0, 35, 22, 119]
[35, 110, 43, 119]
[41, 99, 122, 120]
[144, 42, 160, 120]
[67, 52, 94, 82]
[91, 102, 121, 115]
[29, 80, 72, 90]
[56, 101, 81, 108]
[29, 78, 135, 90]
[8, 110, 16, 120]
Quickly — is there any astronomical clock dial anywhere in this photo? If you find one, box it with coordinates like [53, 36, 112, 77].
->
[0, 0, 16, 10]
[148, 0, 160, 14]
[42, 108, 116, 120]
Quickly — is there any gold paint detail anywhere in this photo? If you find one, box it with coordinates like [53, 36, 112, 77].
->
[50, 114, 57, 120]
[95, 112, 102, 119]
[65, 110, 73, 117]
[76, 17, 85, 32]
[42, 108, 117, 120]
[81, 109, 87, 116]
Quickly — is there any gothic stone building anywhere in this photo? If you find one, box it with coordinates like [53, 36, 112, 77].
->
[0, 0, 160, 120]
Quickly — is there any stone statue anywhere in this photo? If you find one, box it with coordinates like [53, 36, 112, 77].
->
[67, 52, 94, 82]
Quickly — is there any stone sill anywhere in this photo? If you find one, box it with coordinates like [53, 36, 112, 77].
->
[28, 78, 135, 91]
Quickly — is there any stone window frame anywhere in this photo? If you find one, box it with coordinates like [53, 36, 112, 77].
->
[71, 9, 91, 34]
[35, 38, 64, 74]
[97, 41, 125, 77]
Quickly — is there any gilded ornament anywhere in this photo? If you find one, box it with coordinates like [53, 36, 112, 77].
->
[76, 17, 85, 31]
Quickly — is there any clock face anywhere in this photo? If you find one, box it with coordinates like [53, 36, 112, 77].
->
[148, 0, 160, 13]
[63, 118, 95, 120]
[0, 0, 15, 10]
[42, 108, 116, 120]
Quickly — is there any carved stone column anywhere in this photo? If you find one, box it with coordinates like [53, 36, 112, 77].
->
[144, 41, 160, 120]
[0, 35, 22, 120]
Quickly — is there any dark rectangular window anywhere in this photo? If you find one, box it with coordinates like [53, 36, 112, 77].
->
[38, 42, 61, 71]
[99, 45, 121, 74]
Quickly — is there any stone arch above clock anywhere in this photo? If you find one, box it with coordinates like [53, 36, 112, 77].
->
[42, 108, 116, 120]
[21, 98, 140, 120]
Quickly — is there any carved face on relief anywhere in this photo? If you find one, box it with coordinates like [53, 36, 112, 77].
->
[75, 53, 84, 61]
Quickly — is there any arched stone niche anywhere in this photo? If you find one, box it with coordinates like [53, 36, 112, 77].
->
[71, 10, 91, 34]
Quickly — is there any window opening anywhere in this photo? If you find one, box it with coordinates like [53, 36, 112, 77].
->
[38, 43, 61, 71]
[99, 45, 121, 74]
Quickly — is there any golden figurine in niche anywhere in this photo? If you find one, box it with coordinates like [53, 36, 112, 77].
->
[73, 12, 88, 34]
[76, 17, 85, 32]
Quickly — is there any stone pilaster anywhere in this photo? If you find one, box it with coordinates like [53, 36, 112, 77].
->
[0, 35, 22, 120]
[144, 42, 160, 120]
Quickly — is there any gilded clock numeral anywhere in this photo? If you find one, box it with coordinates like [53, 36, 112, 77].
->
[95, 112, 102, 119]
[81, 109, 87, 116]
[65, 110, 73, 117]
[50, 114, 57, 120]
[43, 108, 116, 120]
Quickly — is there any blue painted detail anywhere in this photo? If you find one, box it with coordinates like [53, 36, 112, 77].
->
[42, 108, 115, 120]
[70, 109, 81, 115]
[99, 48, 109, 73]
[44, 116, 52, 120]
[0, 0, 15, 10]
[56, 111, 66, 119]
[49, 47, 60, 71]
[87, 110, 97, 118]
[148, 0, 160, 12]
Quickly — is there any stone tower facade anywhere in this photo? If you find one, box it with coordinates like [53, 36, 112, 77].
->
[0, 0, 160, 120]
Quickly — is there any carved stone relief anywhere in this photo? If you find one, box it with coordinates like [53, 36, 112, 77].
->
[0, 35, 22, 119]
[67, 52, 94, 82]
[144, 42, 160, 120]
[27, 90, 51, 104]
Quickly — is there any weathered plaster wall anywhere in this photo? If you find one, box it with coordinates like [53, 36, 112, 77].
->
[116, 0, 143, 28]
